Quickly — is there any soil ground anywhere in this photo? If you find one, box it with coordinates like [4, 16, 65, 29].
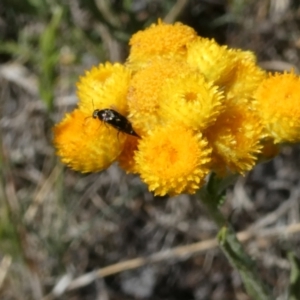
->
[1, 1, 300, 299]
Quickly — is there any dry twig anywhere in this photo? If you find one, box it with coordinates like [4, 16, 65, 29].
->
[44, 221, 300, 299]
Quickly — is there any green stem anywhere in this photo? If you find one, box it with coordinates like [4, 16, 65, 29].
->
[198, 173, 271, 300]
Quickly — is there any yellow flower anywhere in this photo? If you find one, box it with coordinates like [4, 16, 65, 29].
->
[77, 62, 131, 116]
[117, 135, 139, 174]
[53, 20, 286, 196]
[205, 101, 263, 175]
[226, 50, 266, 102]
[187, 37, 236, 86]
[53, 109, 126, 173]
[127, 57, 191, 134]
[134, 124, 211, 196]
[128, 20, 197, 66]
[158, 72, 224, 131]
[254, 71, 300, 143]
[187, 38, 265, 102]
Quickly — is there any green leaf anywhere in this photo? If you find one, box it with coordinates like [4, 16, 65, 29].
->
[198, 174, 271, 300]
[288, 252, 300, 300]
[218, 227, 271, 300]
[38, 6, 64, 111]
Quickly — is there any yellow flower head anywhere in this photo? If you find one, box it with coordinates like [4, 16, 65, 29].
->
[159, 72, 224, 130]
[53, 109, 126, 173]
[77, 62, 131, 116]
[254, 71, 300, 143]
[53, 21, 287, 196]
[128, 20, 197, 65]
[205, 101, 263, 175]
[226, 50, 266, 102]
[117, 135, 139, 174]
[127, 57, 190, 133]
[187, 37, 236, 86]
[134, 124, 212, 196]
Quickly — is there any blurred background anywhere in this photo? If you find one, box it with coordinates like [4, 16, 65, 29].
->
[1, 0, 300, 299]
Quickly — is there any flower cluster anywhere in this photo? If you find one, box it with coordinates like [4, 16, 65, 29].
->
[53, 21, 300, 196]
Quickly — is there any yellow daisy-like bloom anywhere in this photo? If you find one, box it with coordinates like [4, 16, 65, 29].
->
[127, 57, 191, 133]
[254, 71, 300, 143]
[77, 62, 131, 115]
[134, 124, 212, 196]
[53, 109, 126, 173]
[54, 21, 291, 196]
[226, 50, 266, 101]
[159, 72, 224, 130]
[205, 101, 263, 175]
[128, 20, 197, 65]
[117, 135, 139, 174]
[187, 37, 236, 86]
